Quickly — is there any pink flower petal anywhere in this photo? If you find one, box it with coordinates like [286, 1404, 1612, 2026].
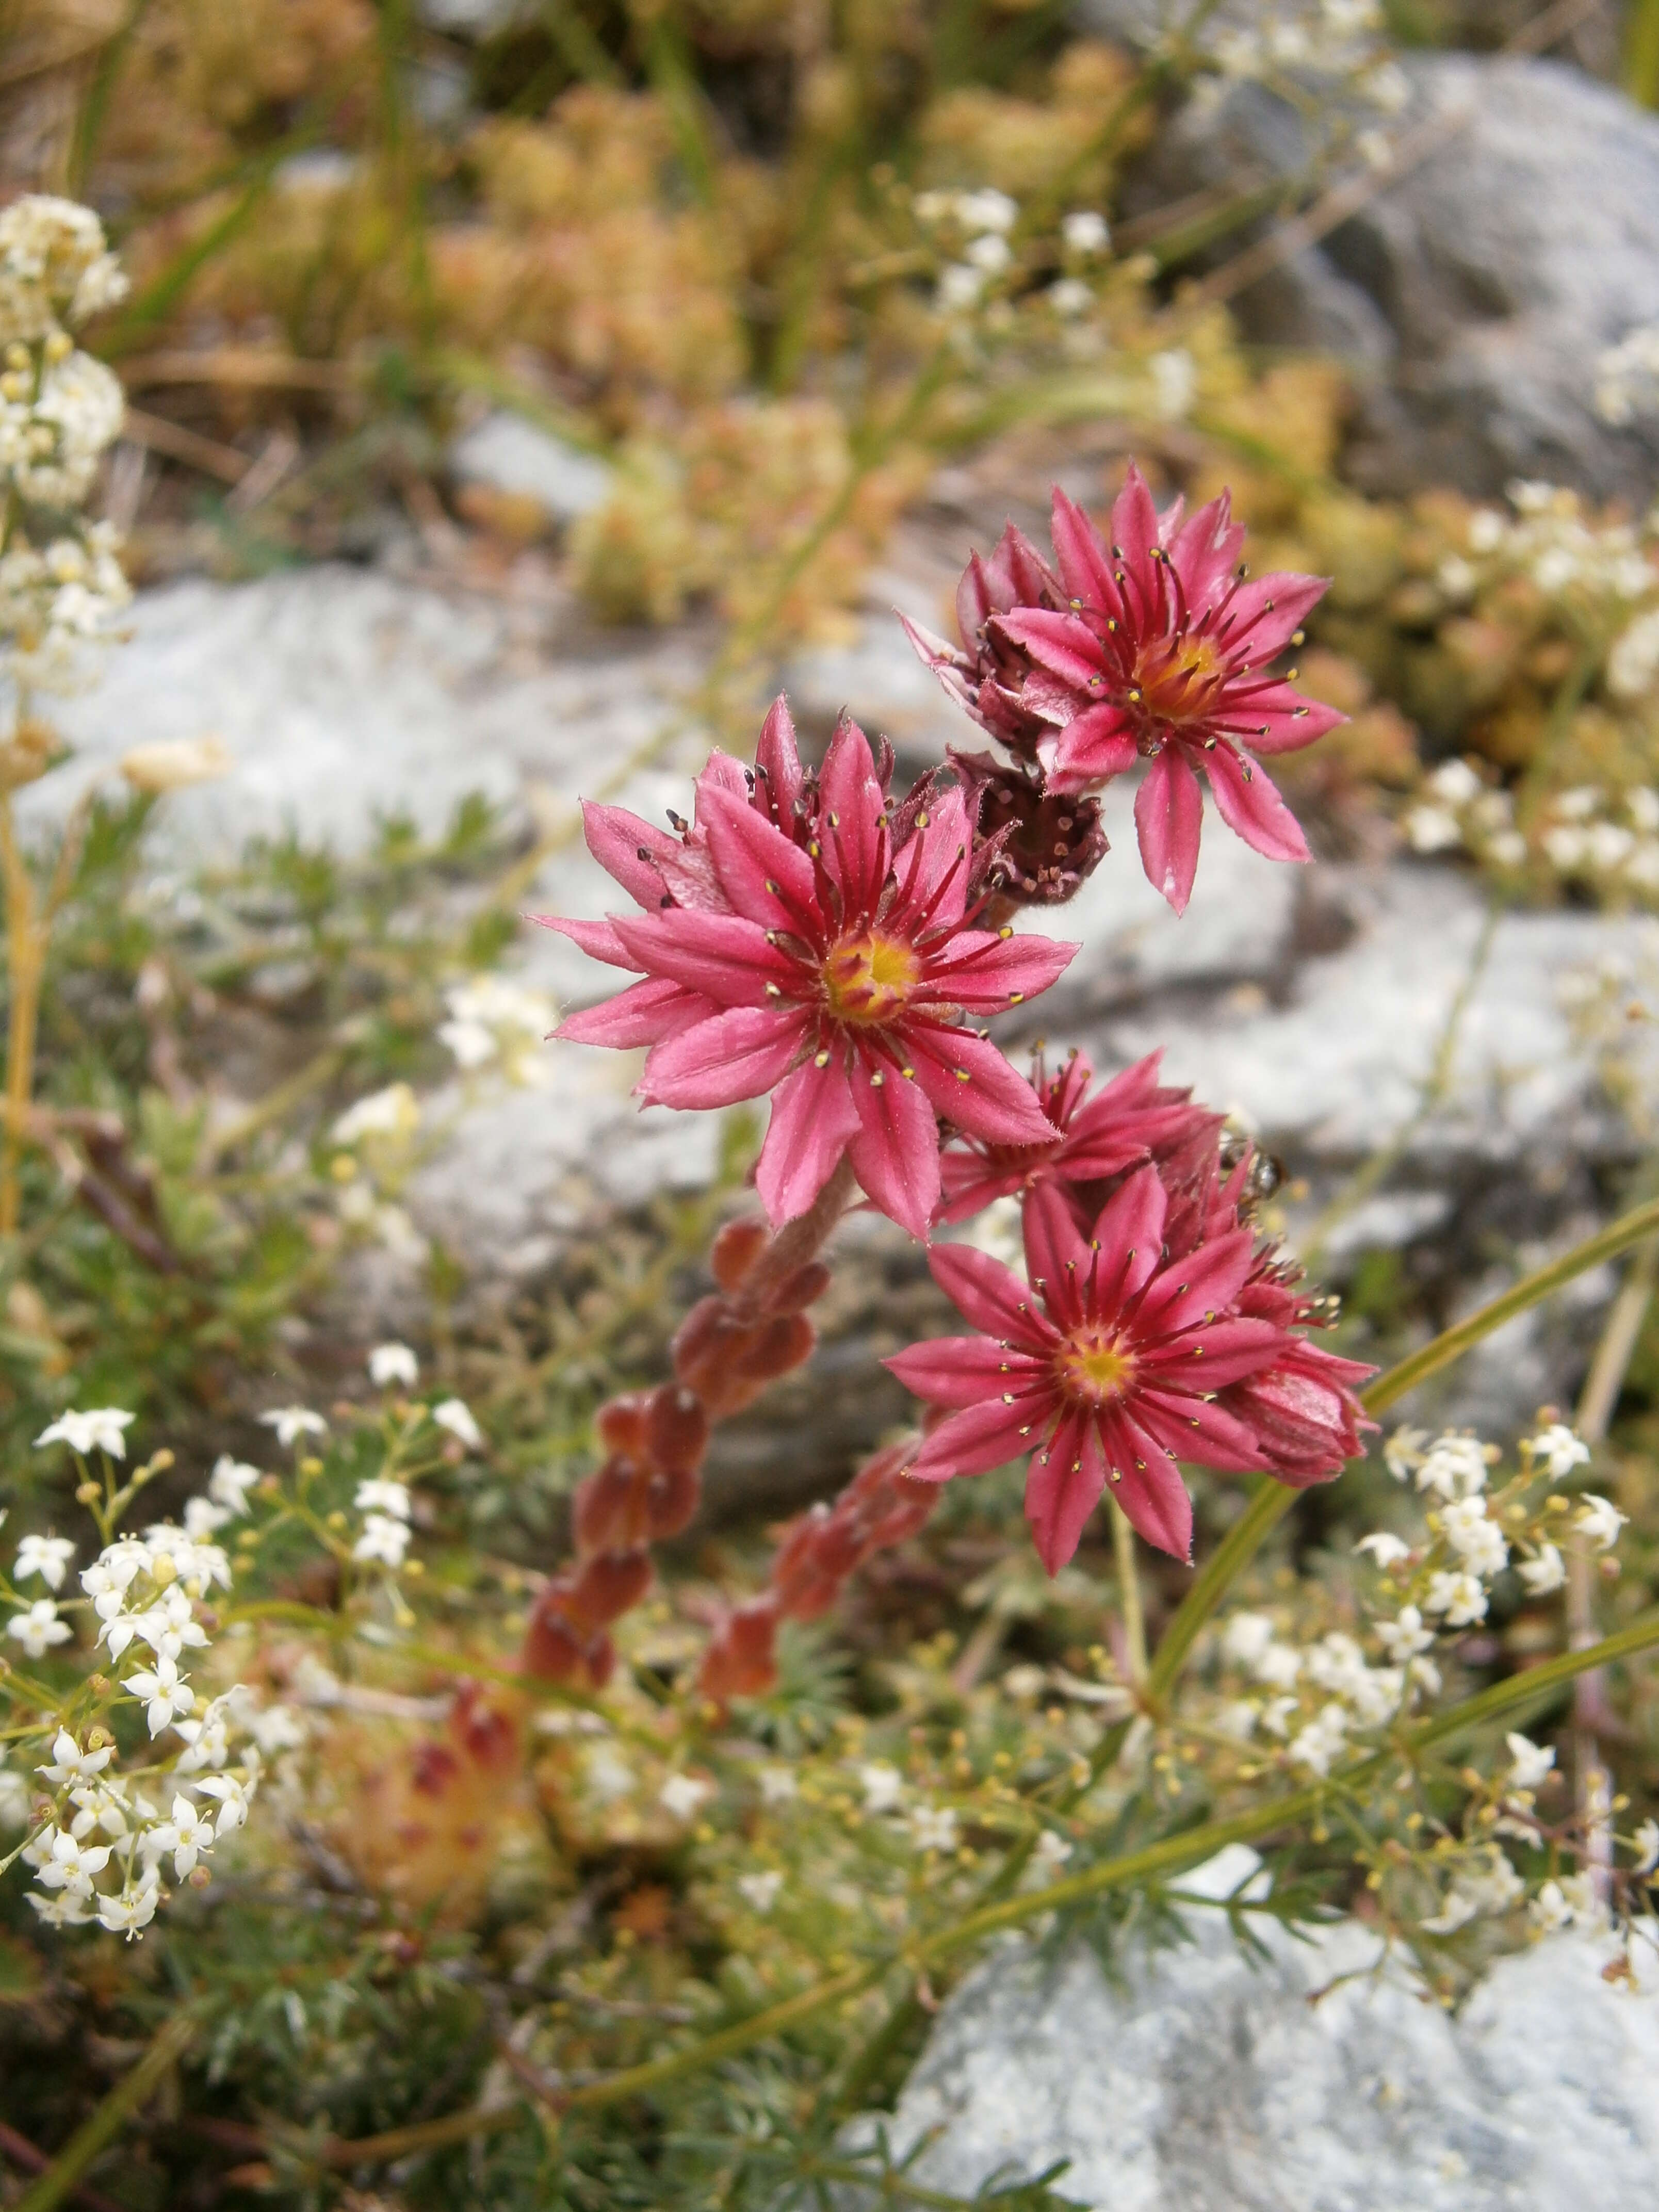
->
[930, 1242, 1055, 1349]
[1108, 462, 1163, 576]
[529, 912, 641, 970]
[1133, 1229, 1259, 1337]
[1136, 1314, 1284, 1392]
[701, 788, 820, 933]
[894, 784, 973, 934]
[1049, 487, 1122, 614]
[1135, 1388, 1267, 1476]
[903, 1027, 1056, 1148]
[1223, 684, 1347, 755]
[1021, 1181, 1091, 1329]
[756, 1054, 863, 1226]
[609, 911, 800, 1007]
[582, 800, 677, 907]
[1202, 745, 1309, 866]
[1133, 749, 1203, 913]
[993, 608, 1104, 694]
[1089, 1163, 1168, 1306]
[1217, 571, 1329, 661]
[885, 1337, 1046, 1408]
[920, 927, 1078, 1014]
[848, 1055, 941, 1240]
[906, 1394, 1054, 1484]
[1100, 1408, 1194, 1559]
[1166, 490, 1247, 612]
[1023, 1408, 1104, 1573]
[754, 696, 804, 820]
[639, 1004, 810, 1109]
[1043, 703, 1140, 789]
[818, 718, 888, 918]
[557, 977, 710, 1048]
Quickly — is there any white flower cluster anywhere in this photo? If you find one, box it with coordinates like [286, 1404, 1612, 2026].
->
[1188, 0, 1401, 117]
[0, 198, 132, 697]
[1456, 481, 1657, 605]
[438, 973, 556, 1087]
[1217, 1422, 1620, 1783]
[917, 186, 1021, 319]
[329, 1082, 429, 1264]
[1406, 761, 1659, 899]
[1402, 758, 1526, 870]
[2, 1410, 301, 1939]
[1595, 323, 1659, 429]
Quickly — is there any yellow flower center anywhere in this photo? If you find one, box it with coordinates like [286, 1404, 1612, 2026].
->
[822, 930, 920, 1027]
[1058, 1328, 1135, 1404]
[1134, 632, 1225, 724]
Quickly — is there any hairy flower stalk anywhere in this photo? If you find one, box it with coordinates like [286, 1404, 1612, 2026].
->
[907, 467, 1346, 914]
[521, 1164, 857, 1687]
[697, 1436, 938, 1701]
[540, 700, 1078, 1238]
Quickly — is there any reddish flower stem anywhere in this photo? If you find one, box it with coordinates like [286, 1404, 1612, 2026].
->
[519, 1158, 860, 1688]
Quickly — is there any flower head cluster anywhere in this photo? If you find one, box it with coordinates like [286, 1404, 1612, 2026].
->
[890, 1114, 1373, 1569]
[0, 198, 131, 701]
[439, 972, 556, 1086]
[542, 699, 1077, 1237]
[906, 468, 1345, 913]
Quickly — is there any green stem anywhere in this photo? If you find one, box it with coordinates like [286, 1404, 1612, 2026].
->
[1111, 1497, 1146, 1684]
[12, 2011, 198, 2212]
[316, 1613, 1659, 2168]
[1147, 1188, 1659, 1702]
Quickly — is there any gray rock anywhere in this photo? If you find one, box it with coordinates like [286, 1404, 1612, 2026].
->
[839, 1846, 1659, 2211]
[447, 411, 616, 528]
[1123, 54, 1659, 500]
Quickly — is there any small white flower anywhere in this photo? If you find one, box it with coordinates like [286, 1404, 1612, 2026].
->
[1288, 1703, 1349, 1778]
[935, 262, 985, 313]
[1047, 277, 1093, 318]
[124, 1654, 193, 1737]
[34, 1408, 134, 1458]
[96, 1871, 160, 1939]
[352, 1512, 410, 1568]
[1061, 209, 1109, 254]
[1416, 1435, 1491, 1499]
[1531, 1424, 1592, 1477]
[1427, 758, 1482, 806]
[355, 1478, 412, 1522]
[331, 1082, 419, 1144]
[1216, 1701, 1259, 1741]
[736, 1869, 784, 1913]
[38, 1825, 110, 1892]
[36, 1730, 112, 1786]
[368, 1341, 419, 1388]
[80, 1539, 149, 1620]
[1254, 1642, 1304, 1690]
[7, 1597, 71, 1656]
[208, 1456, 263, 1514]
[1423, 1570, 1487, 1627]
[1380, 1610, 1442, 1663]
[1221, 1612, 1275, 1668]
[1529, 1878, 1574, 1933]
[1441, 1495, 1508, 1579]
[1574, 1494, 1627, 1550]
[1031, 1828, 1075, 1873]
[955, 187, 1017, 235]
[151, 1792, 215, 1877]
[965, 231, 1011, 275]
[1383, 1425, 1429, 1483]
[196, 1771, 254, 1834]
[259, 1407, 327, 1447]
[757, 1765, 798, 1805]
[659, 1772, 713, 1821]
[1405, 806, 1462, 855]
[173, 1701, 232, 1774]
[432, 1397, 483, 1451]
[0, 1765, 31, 1826]
[14, 1534, 75, 1589]
[1517, 1543, 1567, 1596]
[1632, 1818, 1659, 1878]
[909, 1804, 959, 1852]
[1505, 1732, 1556, 1793]
[182, 1497, 230, 1541]
[1355, 1532, 1410, 1569]
[28, 1888, 93, 1926]
[246, 1702, 305, 1756]
[859, 1762, 904, 1813]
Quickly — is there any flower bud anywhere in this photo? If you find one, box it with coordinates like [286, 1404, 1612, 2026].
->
[520, 1594, 587, 1683]
[768, 1261, 832, 1315]
[646, 1382, 709, 1476]
[573, 1457, 644, 1555]
[566, 1547, 653, 1631]
[596, 1392, 651, 1457]
[697, 1596, 780, 1699]
[643, 1462, 701, 1540]
[710, 1216, 770, 1291]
